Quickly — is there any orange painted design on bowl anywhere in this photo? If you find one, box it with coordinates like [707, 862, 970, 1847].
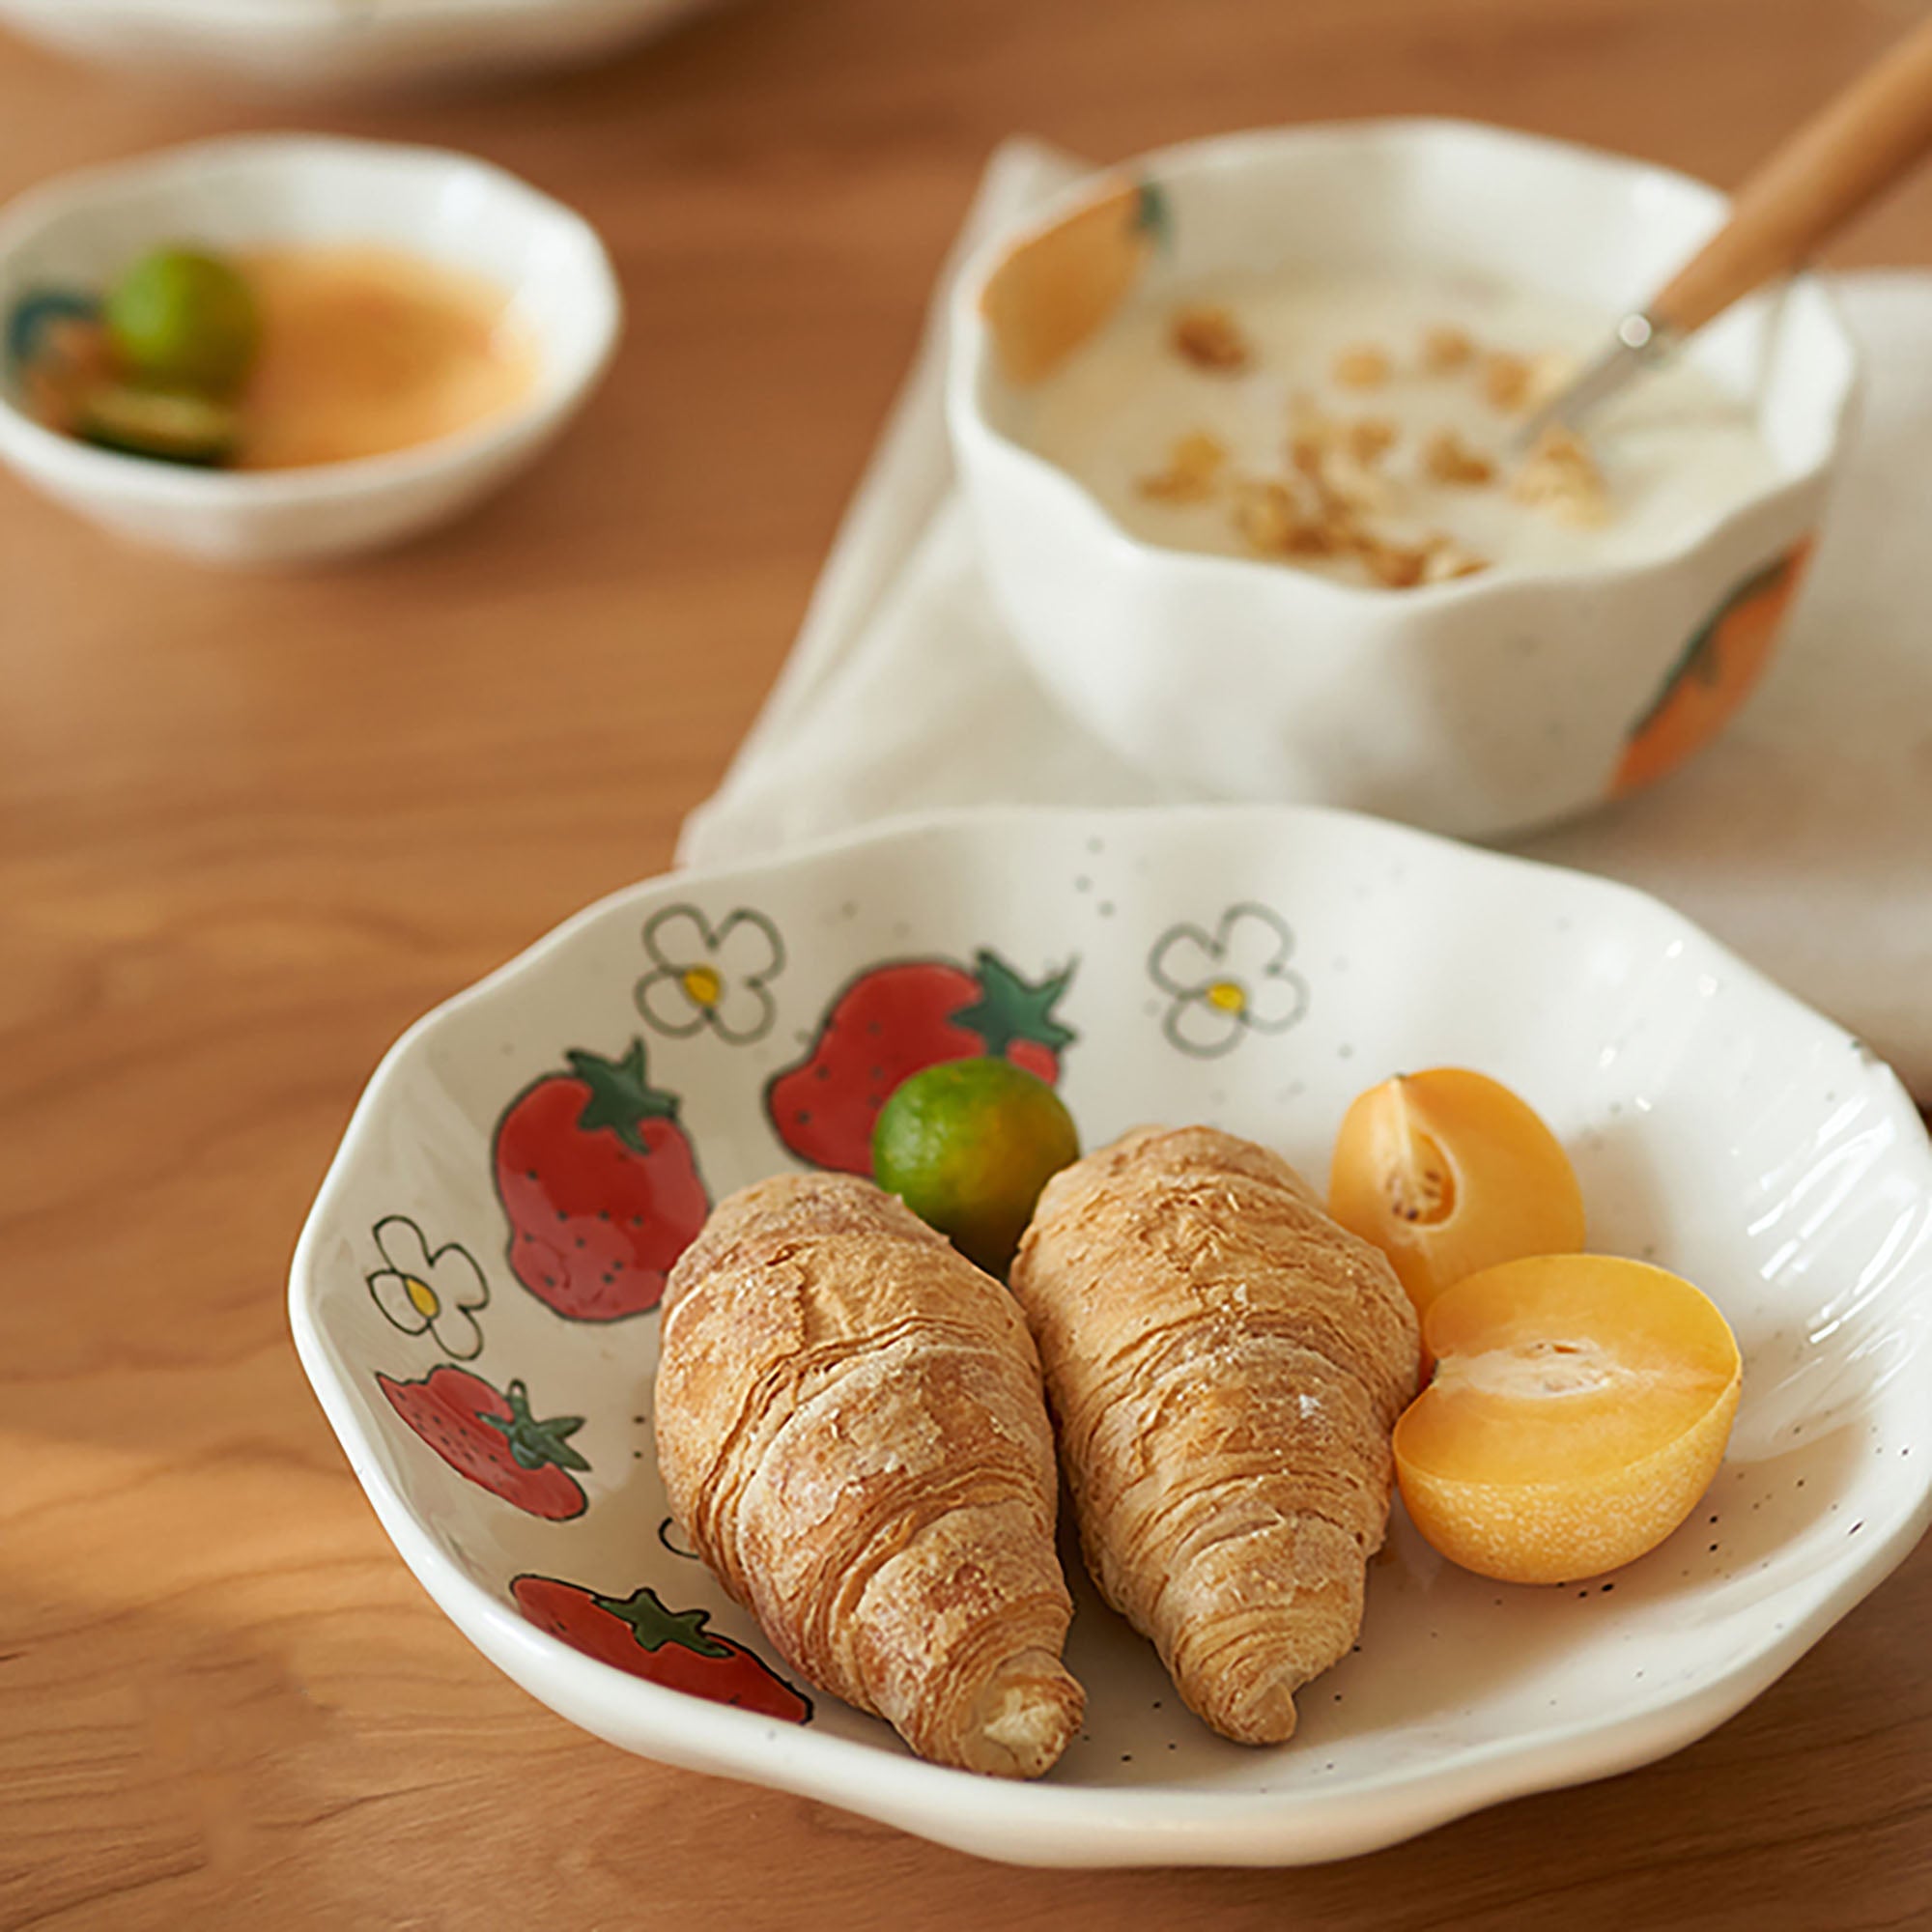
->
[979, 179, 1167, 386]
[1611, 538, 1814, 798]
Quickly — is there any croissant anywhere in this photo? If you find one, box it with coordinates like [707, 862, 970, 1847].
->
[654, 1173, 1084, 1777]
[1010, 1124, 1420, 1745]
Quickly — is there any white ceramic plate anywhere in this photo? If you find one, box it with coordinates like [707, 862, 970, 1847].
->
[289, 806, 1932, 1867]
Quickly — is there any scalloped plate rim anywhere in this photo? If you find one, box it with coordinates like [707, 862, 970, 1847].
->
[288, 802, 1932, 1868]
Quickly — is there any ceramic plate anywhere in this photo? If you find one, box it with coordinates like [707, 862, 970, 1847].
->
[289, 806, 1932, 1867]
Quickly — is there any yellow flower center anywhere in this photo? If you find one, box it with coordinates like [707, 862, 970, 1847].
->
[404, 1275, 440, 1319]
[1206, 979, 1247, 1014]
[681, 964, 724, 1009]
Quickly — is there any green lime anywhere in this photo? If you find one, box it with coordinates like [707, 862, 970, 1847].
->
[104, 247, 261, 397]
[872, 1058, 1080, 1278]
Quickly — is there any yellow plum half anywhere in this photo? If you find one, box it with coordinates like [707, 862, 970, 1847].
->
[1393, 1254, 1743, 1585]
[1328, 1068, 1586, 1321]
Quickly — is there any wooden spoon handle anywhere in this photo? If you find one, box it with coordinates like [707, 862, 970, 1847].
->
[1651, 14, 1932, 335]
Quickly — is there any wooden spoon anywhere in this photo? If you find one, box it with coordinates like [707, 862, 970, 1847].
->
[1522, 13, 1932, 441]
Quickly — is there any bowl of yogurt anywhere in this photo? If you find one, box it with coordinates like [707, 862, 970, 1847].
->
[947, 121, 1858, 839]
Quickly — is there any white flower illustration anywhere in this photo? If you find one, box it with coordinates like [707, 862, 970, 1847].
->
[1149, 902, 1309, 1058]
[635, 904, 784, 1045]
[366, 1216, 489, 1359]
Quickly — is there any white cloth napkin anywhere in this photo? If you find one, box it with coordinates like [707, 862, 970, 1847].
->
[681, 139, 1932, 1098]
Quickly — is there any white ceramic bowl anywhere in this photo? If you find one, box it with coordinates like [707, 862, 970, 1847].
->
[0, 0, 714, 90]
[0, 135, 621, 566]
[948, 123, 1859, 841]
[291, 804, 1931, 1868]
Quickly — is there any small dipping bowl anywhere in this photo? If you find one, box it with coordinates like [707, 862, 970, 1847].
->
[948, 121, 1859, 839]
[0, 135, 621, 567]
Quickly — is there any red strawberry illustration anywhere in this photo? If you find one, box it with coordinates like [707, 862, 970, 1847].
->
[512, 1576, 812, 1722]
[494, 1041, 709, 1321]
[766, 949, 1076, 1174]
[378, 1367, 589, 1520]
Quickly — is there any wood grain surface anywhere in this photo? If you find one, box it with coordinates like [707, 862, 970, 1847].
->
[2, 1, 1929, 1925]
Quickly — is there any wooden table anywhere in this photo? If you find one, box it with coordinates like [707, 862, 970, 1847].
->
[3, 1, 1928, 1924]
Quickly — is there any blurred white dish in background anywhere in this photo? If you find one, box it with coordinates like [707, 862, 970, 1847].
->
[0, 0, 718, 90]
[0, 135, 621, 568]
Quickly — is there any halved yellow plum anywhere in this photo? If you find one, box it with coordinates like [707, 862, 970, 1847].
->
[1394, 1254, 1743, 1584]
[1328, 1068, 1586, 1321]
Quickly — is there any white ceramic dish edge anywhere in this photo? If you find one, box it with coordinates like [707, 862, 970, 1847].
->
[0, 0, 716, 89]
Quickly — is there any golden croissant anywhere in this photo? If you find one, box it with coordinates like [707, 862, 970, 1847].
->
[654, 1172, 1084, 1777]
[1011, 1124, 1420, 1744]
